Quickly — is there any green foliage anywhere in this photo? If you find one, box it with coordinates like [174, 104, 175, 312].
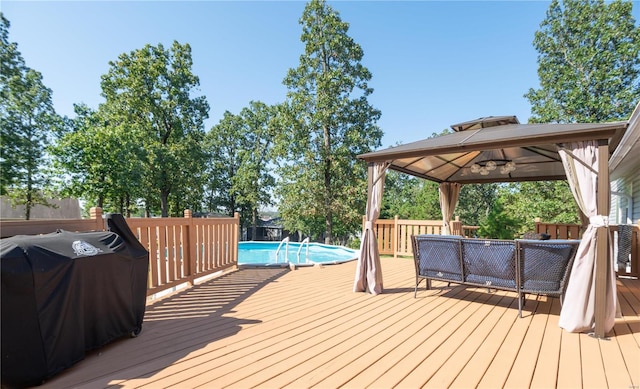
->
[477, 200, 520, 239]
[276, 0, 382, 243]
[456, 184, 500, 227]
[99, 41, 209, 217]
[0, 13, 62, 219]
[346, 236, 361, 250]
[525, 0, 640, 123]
[204, 111, 242, 215]
[50, 104, 145, 216]
[380, 172, 440, 220]
[499, 181, 579, 235]
[204, 101, 277, 229]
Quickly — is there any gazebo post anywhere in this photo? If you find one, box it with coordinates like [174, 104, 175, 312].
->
[594, 140, 611, 338]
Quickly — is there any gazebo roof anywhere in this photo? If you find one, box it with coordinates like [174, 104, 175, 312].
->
[357, 118, 628, 184]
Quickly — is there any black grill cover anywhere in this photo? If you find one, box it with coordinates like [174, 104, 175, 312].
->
[1, 214, 148, 387]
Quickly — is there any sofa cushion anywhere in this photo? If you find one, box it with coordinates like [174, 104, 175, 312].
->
[462, 239, 516, 289]
[516, 239, 579, 295]
[413, 235, 463, 282]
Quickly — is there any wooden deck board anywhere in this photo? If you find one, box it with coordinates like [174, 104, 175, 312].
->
[529, 298, 562, 389]
[339, 287, 475, 389]
[422, 291, 514, 388]
[367, 290, 494, 388]
[476, 303, 530, 389]
[580, 332, 609, 389]
[37, 257, 640, 389]
[557, 328, 583, 388]
[503, 296, 552, 389]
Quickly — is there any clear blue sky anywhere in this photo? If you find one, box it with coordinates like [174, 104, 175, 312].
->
[3, 1, 638, 148]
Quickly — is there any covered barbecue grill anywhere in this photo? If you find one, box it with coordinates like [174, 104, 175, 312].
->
[1, 214, 148, 387]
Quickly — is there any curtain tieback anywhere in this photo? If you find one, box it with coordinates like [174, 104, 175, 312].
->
[589, 215, 609, 228]
[365, 221, 373, 230]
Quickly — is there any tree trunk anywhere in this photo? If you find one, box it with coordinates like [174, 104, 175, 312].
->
[161, 191, 169, 217]
[323, 124, 332, 245]
[252, 208, 258, 241]
[125, 193, 131, 217]
[24, 170, 33, 220]
[25, 188, 32, 220]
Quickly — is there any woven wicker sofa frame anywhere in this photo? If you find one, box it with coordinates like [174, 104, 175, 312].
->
[410, 235, 580, 317]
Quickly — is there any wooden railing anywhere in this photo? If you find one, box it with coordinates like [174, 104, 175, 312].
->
[534, 218, 639, 278]
[366, 216, 458, 257]
[534, 218, 583, 239]
[369, 216, 638, 278]
[0, 207, 240, 297]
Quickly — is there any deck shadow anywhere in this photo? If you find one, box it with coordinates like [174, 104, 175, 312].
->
[381, 287, 415, 294]
[40, 267, 289, 389]
[416, 283, 522, 311]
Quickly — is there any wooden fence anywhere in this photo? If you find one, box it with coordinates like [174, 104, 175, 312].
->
[534, 218, 583, 239]
[365, 216, 476, 257]
[369, 216, 638, 278]
[0, 207, 240, 297]
[534, 218, 639, 278]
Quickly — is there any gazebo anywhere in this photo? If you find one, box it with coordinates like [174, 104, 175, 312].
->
[354, 115, 629, 339]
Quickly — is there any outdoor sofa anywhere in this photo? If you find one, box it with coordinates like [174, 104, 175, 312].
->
[410, 234, 580, 317]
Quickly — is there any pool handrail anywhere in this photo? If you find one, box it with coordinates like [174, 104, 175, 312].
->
[297, 237, 310, 264]
[275, 236, 290, 264]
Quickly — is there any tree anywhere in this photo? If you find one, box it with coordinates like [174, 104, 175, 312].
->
[477, 199, 520, 239]
[380, 171, 440, 220]
[456, 184, 500, 228]
[100, 41, 209, 217]
[233, 101, 277, 238]
[277, 0, 383, 243]
[525, 0, 640, 123]
[50, 104, 145, 216]
[204, 111, 244, 216]
[516, 0, 640, 231]
[204, 101, 277, 236]
[0, 13, 61, 219]
[499, 181, 579, 235]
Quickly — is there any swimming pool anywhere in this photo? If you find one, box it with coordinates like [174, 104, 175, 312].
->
[238, 241, 359, 267]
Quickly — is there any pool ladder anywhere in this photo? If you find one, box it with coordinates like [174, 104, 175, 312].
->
[275, 237, 290, 264]
[275, 236, 310, 264]
[297, 237, 310, 264]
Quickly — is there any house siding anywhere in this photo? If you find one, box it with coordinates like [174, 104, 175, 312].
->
[611, 174, 640, 225]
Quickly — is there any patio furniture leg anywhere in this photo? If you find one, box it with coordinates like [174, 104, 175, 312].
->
[518, 292, 523, 318]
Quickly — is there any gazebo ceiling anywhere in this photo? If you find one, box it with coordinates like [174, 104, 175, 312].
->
[358, 117, 629, 184]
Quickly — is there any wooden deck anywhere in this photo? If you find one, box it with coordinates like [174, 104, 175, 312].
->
[41, 257, 639, 389]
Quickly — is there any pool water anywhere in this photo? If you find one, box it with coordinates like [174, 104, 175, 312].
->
[238, 241, 358, 266]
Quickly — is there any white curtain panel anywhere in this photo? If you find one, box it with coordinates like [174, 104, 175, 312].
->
[558, 141, 617, 333]
[439, 182, 461, 235]
[353, 162, 387, 294]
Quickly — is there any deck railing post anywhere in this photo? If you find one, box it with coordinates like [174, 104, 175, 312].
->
[90, 207, 104, 231]
[451, 215, 462, 236]
[534, 217, 542, 235]
[184, 209, 197, 286]
[233, 212, 240, 266]
[393, 215, 399, 258]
